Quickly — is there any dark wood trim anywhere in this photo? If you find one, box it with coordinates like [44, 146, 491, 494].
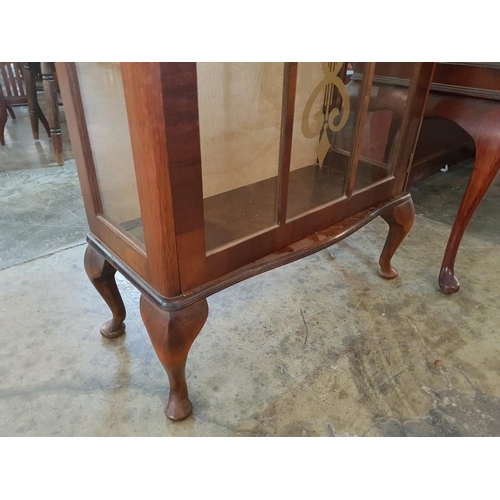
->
[396, 62, 435, 193]
[121, 62, 181, 297]
[277, 62, 297, 226]
[431, 63, 500, 101]
[88, 193, 411, 312]
[94, 218, 149, 281]
[158, 62, 207, 293]
[385, 63, 423, 179]
[353, 63, 500, 102]
[430, 83, 500, 102]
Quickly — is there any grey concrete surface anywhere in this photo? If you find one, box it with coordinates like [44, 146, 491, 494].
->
[1, 103, 500, 436]
[0, 107, 87, 270]
[1, 216, 500, 436]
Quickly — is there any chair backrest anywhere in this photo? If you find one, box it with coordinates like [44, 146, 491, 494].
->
[0, 62, 27, 105]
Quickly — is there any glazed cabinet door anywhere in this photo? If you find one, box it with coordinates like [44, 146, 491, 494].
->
[169, 62, 434, 294]
[57, 62, 150, 282]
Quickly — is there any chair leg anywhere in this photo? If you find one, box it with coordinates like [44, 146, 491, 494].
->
[379, 197, 415, 279]
[41, 62, 63, 166]
[23, 63, 40, 140]
[6, 104, 15, 119]
[439, 142, 500, 293]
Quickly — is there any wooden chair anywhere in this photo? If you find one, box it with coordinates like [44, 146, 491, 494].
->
[0, 63, 23, 144]
[0, 62, 26, 106]
[0, 62, 63, 165]
[0, 62, 50, 142]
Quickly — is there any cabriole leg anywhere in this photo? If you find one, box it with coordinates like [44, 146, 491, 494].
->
[379, 197, 415, 279]
[439, 143, 500, 294]
[84, 245, 126, 339]
[140, 295, 209, 422]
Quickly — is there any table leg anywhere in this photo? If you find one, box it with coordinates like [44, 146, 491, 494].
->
[439, 141, 500, 293]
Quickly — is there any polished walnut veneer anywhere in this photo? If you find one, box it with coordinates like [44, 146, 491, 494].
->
[58, 62, 434, 420]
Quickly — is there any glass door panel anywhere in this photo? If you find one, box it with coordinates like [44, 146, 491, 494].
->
[75, 62, 144, 247]
[286, 62, 365, 219]
[197, 63, 285, 253]
[353, 63, 414, 191]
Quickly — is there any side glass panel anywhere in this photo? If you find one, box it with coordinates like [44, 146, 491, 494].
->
[75, 62, 145, 247]
[286, 62, 363, 220]
[353, 62, 414, 191]
[197, 62, 285, 253]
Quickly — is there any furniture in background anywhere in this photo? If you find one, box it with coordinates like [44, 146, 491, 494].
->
[40, 62, 63, 166]
[57, 62, 434, 420]
[0, 62, 64, 166]
[22, 63, 50, 143]
[410, 63, 500, 293]
[0, 62, 27, 106]
[350, 63, 500, 294]
[0, 62, 50, 139]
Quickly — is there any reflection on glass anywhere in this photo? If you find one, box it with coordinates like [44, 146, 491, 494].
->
[197, 62, 285, 252]
[286, 62, 363, 220]
[353, 63, 413, 191]
[75, 62, 144, 246]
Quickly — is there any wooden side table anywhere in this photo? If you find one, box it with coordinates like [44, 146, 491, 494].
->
[425, 94, 500, 293]
[358, 63, 500, 293]
[423, 64, 500, 293]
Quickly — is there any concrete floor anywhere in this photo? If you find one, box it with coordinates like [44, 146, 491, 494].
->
[1, 104, 500, 436]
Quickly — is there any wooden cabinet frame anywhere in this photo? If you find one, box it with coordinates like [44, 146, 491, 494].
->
[58, 62, 435, 420]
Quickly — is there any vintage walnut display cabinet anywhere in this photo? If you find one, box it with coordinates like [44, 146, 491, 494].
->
[57, 62, 434, 421]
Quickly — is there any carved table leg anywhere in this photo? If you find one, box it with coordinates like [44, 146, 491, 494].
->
[379, 197, 415, 279]
[140, 295, 209, 422]
[84, 245, 126, 339]
[439, 143, 500, 293]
